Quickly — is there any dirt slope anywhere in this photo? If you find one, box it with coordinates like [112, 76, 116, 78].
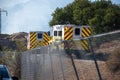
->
[74, 60, 113, 80]
[0, 32, 28, 51]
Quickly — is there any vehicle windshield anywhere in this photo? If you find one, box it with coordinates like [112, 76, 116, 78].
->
[0, 66, 10, 78]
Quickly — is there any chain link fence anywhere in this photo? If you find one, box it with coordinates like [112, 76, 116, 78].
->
[21, 45, 78, 80]
[21, 30, 120, 80]
[90, 31, 120, 80]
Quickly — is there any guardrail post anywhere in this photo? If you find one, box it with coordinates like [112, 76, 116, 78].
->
[88, 38, 102, 80]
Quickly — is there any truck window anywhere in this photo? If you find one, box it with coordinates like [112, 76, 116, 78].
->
[37, 33, 43, 39]
[75, 28, 80, 35]
[54, 31, 57, 36]
[58, 31, 62, 36]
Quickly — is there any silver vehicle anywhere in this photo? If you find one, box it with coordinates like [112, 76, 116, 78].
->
[0, 64, 18, 80]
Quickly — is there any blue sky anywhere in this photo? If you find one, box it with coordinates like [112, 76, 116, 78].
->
[0, 0, 120, 34]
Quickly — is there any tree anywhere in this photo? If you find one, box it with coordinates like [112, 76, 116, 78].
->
[49, 4, 74, 26]
[89, 0, 120, 34]
[73, 0, 92, 25]
[49, 8, 64, 26]
[49, 0, 120, 34]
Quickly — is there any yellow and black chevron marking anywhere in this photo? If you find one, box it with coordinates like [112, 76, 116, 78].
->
[80, 39, 89, 51]
[82, 27, 91, 38]
[36, 41, 44, 47]
[29, 32, 51, 49]
[64, 26, 73, 40]
[43, 32, 50, 46]
[30, 32, 37, 49]
[81, 27, 91, 51]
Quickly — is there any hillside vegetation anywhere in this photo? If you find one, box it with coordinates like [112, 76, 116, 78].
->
[0, 32, 27, 51]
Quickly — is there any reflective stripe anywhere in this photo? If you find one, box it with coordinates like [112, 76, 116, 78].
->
[82, 27, 91, 38]
[80, 40, 89, 51]
[81, 27, 91, 51]
[30, 32, 37, 49]
[64, 26, 73, 40]
[43, 32, 50, 46]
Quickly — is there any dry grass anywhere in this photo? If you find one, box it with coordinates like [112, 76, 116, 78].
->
[74, 60, 113, 80]
[95, 40, 120, 54]
[106, 47, 120, 72]
[66, 39, 120, 80]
